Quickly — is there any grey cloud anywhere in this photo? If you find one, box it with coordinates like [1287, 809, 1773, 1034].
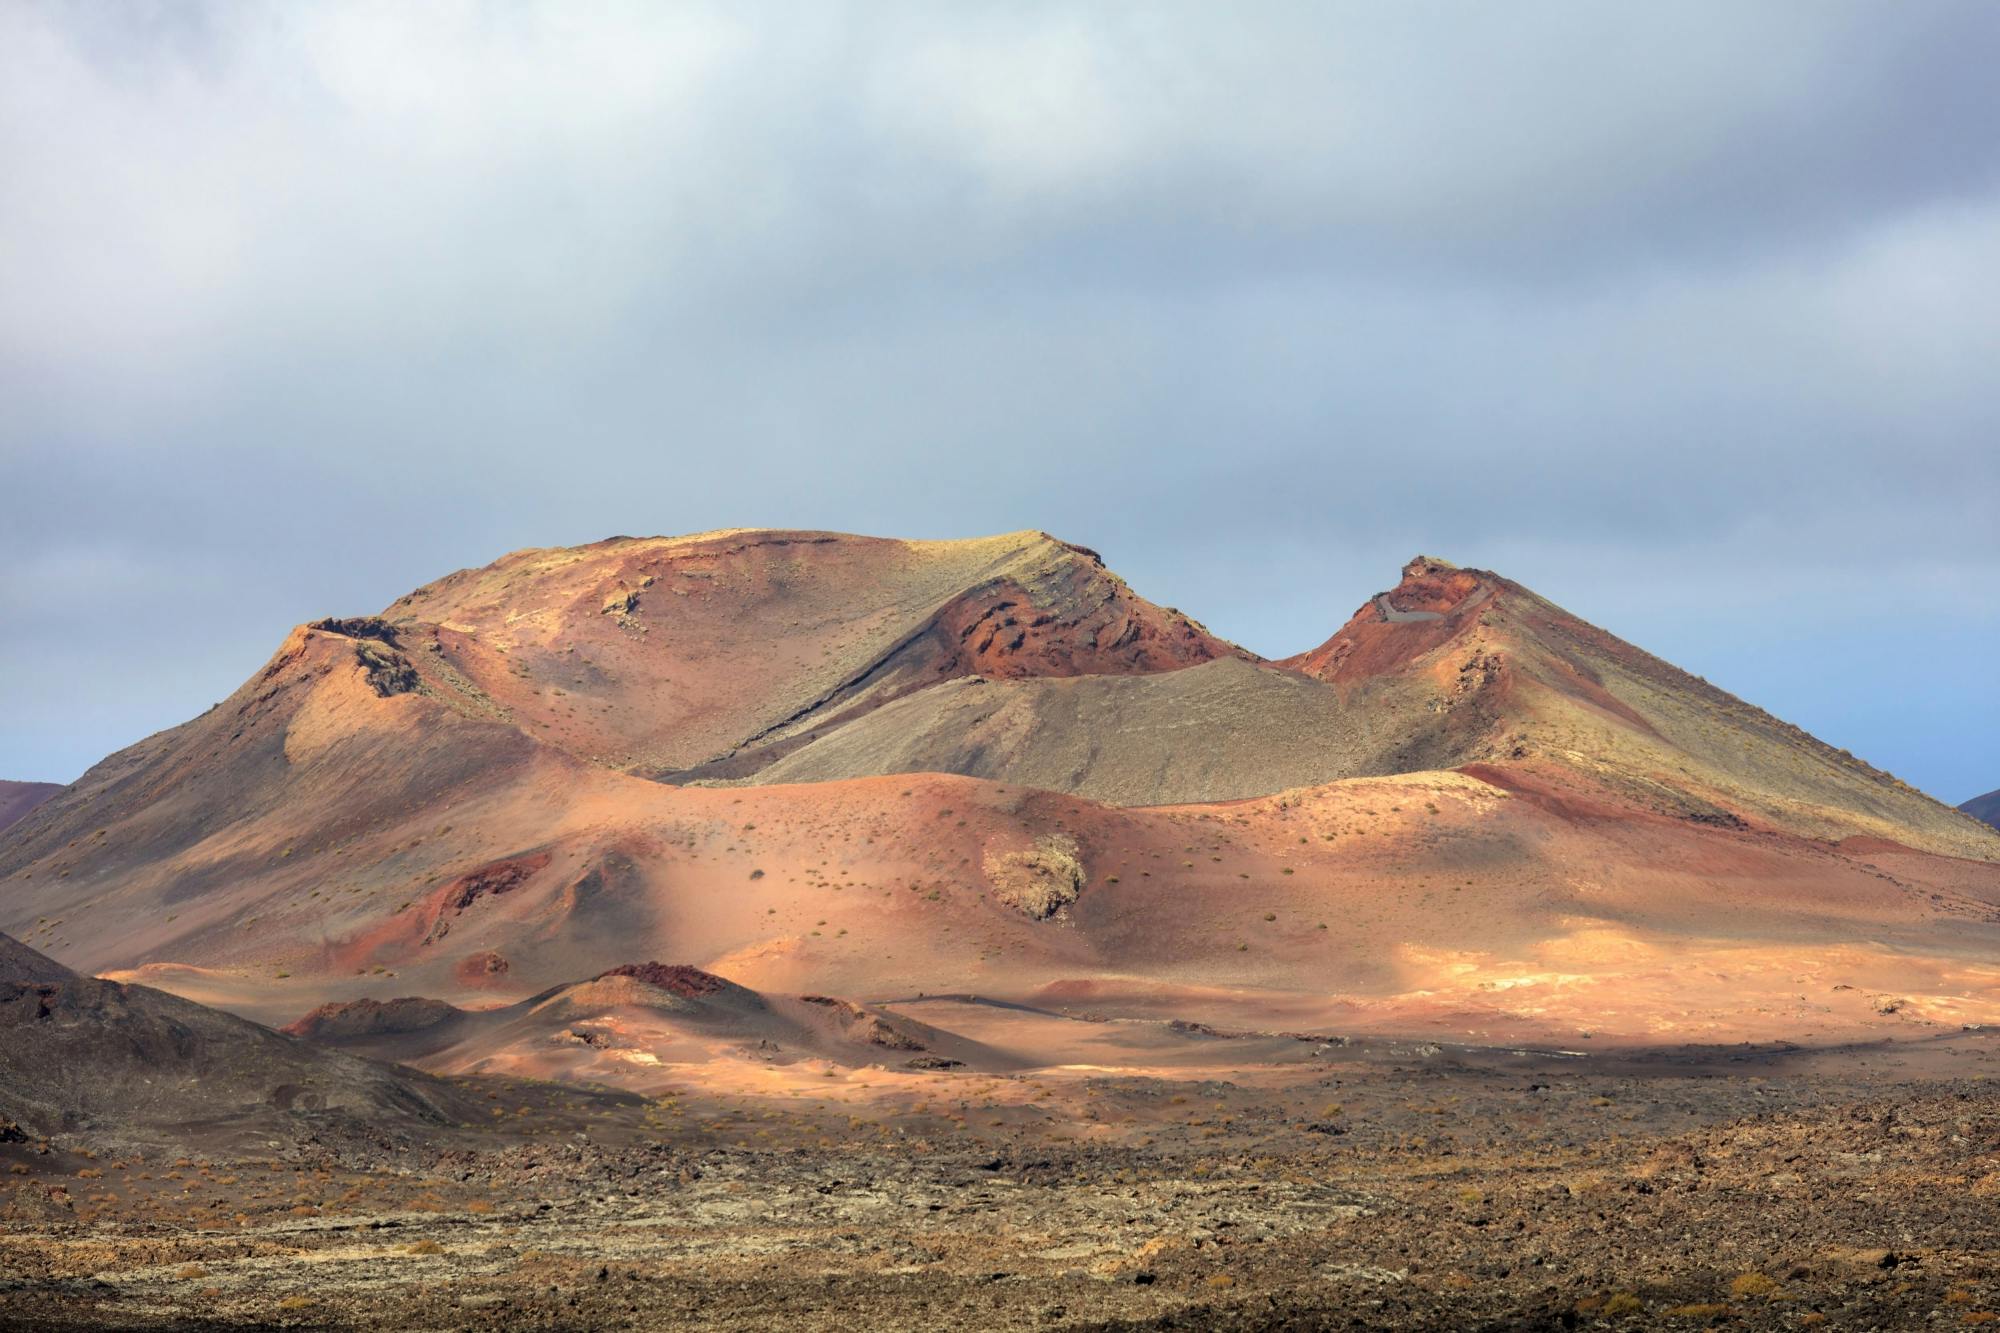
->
[1, 1, 1995, 802]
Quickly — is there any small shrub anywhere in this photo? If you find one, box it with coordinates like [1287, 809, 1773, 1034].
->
[407, 1238, 444, 1255]
[1730, 1272, 1780, 1299]
[985, 835, 1084, 919]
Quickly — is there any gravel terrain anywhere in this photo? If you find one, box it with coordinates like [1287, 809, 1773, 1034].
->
[4, 1037, 1997, 1330]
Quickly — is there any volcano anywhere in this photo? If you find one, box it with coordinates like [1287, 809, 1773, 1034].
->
[2, 530, 1995, 1061]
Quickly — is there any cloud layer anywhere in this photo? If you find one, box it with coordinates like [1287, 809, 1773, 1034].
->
[3, 2, 1996, 799]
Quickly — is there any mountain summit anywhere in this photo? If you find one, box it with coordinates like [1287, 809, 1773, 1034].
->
[384, 528, 1244, 781]
[1282, 556, 1990, 855]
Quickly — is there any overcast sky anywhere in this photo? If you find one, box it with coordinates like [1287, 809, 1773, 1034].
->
[3, 2, 1996, 803]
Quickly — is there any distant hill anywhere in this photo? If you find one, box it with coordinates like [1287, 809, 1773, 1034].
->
[1963, 789, 2000, 830]
[0, 781, 60, 835]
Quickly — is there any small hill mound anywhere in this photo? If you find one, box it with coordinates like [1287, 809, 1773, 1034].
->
[281, 996, 465, 1042]
[596, 961, 736, 997]
[528, 963, 772, 1025]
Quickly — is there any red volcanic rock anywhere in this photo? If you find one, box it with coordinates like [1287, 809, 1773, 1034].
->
[930, 571, 1238, 681]
[452, 951, 511, 986]
[441, 852, 551, 914]
[1388, 556, 1487, 614]
[422, 853, 553, 945]
[597, 962, 731, 999]
[1282, 556, 1496, 686]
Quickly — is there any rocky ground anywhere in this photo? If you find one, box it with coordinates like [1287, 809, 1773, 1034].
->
[2, 1037, 1998, 1330]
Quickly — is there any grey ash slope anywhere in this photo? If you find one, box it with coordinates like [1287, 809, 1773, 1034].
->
[728, 657, 1424, 806]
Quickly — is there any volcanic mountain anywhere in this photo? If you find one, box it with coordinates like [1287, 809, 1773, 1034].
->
[2, 529, 1996, 1059]
[0, 782, 59, 836]
[1963, 788, 2000, 830]
[1275, 556, 1994, 854]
